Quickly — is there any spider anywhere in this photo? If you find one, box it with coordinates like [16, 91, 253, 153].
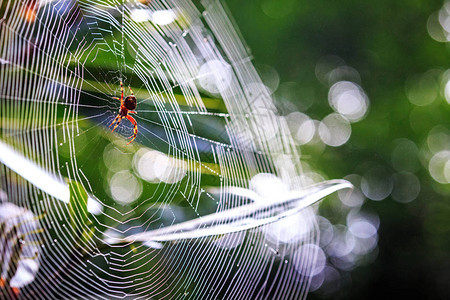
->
[109, 80, 138, 144]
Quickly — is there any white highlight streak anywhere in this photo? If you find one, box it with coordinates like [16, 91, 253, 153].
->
[0, 140, 102, 214]
[122, 180, 353, 243]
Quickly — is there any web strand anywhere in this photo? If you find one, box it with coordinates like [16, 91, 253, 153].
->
[0, 0, 325, 299]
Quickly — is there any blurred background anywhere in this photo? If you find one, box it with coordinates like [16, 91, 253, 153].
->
[1, 0, 450, 299]
[225, 0, 450, 298]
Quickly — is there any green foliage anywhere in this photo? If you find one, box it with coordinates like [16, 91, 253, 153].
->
[68, 180, 94, 246]
[69, 180, 89, 230]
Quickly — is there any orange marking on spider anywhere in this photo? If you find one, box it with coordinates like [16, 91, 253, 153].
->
[109, 80, 138, 144]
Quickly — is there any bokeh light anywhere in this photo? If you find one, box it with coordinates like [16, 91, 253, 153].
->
[285, 112, 316, 145]
[391, 172, 421, 203]
[428, 10, 447, 42]
[319, 113, 351, 147]
[256, 64, 280, 92]
[427, 125, 450, 154]
[318, 216, 334, 247]
[361, 166, 393, 201]
[103, 142, 133, 172]
[109, 170, 143, 205]
[326, 224, 356, 258]
[328, 81, 369, 122]
[250, 173, 289, 198]
[130, 8, 176, 25]
[294, 244, 327, 277]
[428, 150, 450, 184]
[151, 9, 176, 25]
[347, 212, 378, 239]
[405, 72, 439, 106]
[265, 213, 312, 245]
[198, 59, 233, 94]
[338, 175, 365, 208]
[134, 149, 187, 184]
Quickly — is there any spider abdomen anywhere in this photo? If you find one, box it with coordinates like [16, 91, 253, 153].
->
[124, 95, 137, 110]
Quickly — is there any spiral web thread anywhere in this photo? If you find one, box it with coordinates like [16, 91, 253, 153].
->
[0, 0, 343, 298]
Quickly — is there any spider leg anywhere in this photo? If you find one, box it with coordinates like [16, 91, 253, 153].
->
[112, 117, 125, 132]
[128, 85, 134, 96]
[129, 110, 137, 114]
[109, 115, 123, 132]
[109, 114, 120, 127]
[126, 115, 138, 144]
[112, 97, 120, 101]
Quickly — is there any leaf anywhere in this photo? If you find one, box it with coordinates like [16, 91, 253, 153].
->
[80, 225, 95, 246]
[68, 180, 90, 233]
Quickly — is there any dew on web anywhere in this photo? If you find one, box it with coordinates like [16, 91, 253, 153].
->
[0, 0, 353, 299]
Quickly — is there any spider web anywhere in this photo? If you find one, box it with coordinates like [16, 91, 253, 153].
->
[0, 0, 350, 299]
